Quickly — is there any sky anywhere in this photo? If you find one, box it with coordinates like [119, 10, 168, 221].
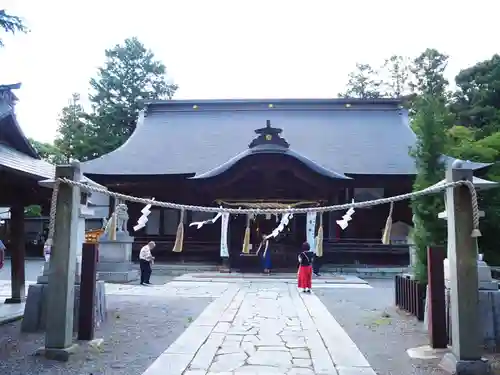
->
[0, 0, 499, 143]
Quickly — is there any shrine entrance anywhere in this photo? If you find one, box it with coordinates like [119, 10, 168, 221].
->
[189, 120, 351, 271]
[218, 200, 314, 271]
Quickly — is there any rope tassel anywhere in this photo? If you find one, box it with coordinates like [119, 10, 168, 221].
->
[242, 214, 251, 254]
[315, 213, 324, 257]
[381, 201, 394, 245]
[172, 210, 185, 253]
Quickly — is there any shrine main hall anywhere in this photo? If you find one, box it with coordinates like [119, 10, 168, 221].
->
[80, 98, 489, 269]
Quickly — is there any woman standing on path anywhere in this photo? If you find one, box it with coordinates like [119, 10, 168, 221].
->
[297, 242, 314, 293]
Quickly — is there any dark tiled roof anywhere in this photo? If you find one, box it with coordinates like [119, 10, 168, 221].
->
[80, 98, 489, 176]
[0, 84, 101, 184]
[0, 142, 104, 185]
[0, 143, 54, 179]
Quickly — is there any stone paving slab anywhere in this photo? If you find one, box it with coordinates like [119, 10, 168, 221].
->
[0, 280, 229, 324]
[0, 280, 230, 299]
[142, 282, 376, 375]
[175, 273, 369, 285]
[0, 303, 25, 325]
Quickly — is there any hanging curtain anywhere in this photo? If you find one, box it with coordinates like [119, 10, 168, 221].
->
[172, 210, 185, 252]
[382, 202, 394, 245]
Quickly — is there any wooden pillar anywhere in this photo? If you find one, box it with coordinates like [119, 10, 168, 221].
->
[5, 202, 26, 304]
[43, 162, 80, 361]
[427, 246, 447, 349]
[440, 161, 490, 374]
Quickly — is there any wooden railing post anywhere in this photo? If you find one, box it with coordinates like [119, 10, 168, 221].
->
[78, 243, 98, 341]
[427, 246, 447, 348]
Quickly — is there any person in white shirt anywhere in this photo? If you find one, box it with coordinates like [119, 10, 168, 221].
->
[139, 241, 156, 285]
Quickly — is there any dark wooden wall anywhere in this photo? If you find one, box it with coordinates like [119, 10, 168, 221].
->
[88, 163, 413, 267]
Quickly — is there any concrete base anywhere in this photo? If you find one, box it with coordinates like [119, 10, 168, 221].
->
[97, 269, 139, 283]
[446, 288, 500, 350]
[34, 343, 79, 362]
[440, 353, 490, 374]
[407, 345, 450, 360]
[97, 235, 138, 282]
[21, 281, 107, 333]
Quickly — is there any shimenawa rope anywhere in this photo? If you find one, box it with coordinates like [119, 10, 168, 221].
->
[46, 177, 482, 242]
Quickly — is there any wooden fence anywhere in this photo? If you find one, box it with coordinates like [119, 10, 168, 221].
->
[394, 274, 427, 321]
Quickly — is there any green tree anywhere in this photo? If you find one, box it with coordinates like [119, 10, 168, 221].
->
[380, 55, 413, 98]
[29, 138, 66, 164]
[410, 95, 449, 281]
[53, 93, 97, 162]
[452, 54, 500, 136]
[88, 37, 178, 156]
[338, 63, 382, 98]
[447, 55, 500, 262]
[411, 48, 449, 97]
[0, 9, 28, 46]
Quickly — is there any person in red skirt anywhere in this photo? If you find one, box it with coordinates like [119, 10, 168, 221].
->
[297, 242, 315, 293]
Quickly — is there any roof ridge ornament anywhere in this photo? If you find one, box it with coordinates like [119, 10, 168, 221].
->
[249, 120, 290, 149]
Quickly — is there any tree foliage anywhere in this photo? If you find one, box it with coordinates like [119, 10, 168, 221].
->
[53, 93, 96, 162]
[29, 37, 178, 163]
[410, 48, 449, 97]
[0, 9, 28, 47]
[87, 37, 178, 156]
[338, 63, 382, 98]
[410, 96, 448, 281]
[29, 138, 66, 164]
[380, 55, 413, 97]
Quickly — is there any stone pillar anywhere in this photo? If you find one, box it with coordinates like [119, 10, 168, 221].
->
[440, 161, 490, 374]
[43, 162, 81, 360]
[5, 202, 26, 304]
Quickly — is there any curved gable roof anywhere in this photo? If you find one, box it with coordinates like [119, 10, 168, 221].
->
[82, 98, 420, 176]
[192, 144, 351, 180]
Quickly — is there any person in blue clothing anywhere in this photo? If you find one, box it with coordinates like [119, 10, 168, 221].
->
[257, 235, 272, 274]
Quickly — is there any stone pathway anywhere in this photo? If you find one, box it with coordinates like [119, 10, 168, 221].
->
[143, 282, 375, 375]
[0, 280, 229, 299]
[0, 280, 229, 324]
[0, 303, 25, 325]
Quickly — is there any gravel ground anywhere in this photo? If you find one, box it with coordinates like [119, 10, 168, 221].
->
[317, 279, 446, 375]
[0, 294, 212, 375]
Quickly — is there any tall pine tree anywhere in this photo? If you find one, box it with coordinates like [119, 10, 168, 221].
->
[88, 37, 178, 156]
[409, 49, 451, 281]
[53, 93, 97, 162]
